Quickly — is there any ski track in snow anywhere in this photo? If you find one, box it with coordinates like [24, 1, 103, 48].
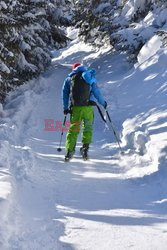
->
[0, 28, 167, 249]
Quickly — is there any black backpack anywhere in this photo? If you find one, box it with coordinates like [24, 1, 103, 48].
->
[70, 72, 90, 106]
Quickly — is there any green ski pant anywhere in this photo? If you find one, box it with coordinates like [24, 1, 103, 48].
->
[65, 106, 94, 152]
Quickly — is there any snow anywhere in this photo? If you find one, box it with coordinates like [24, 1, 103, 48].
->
[18, 53, 37, 72]
[156, 8, 167, 28]
[121, 0, 151, 19]
[143, 11, 155, 26]
[0, 27, 167, 249]
[20, 41, 31, 52]
[0, 61, 10, 74]
[95, 3, 112, 14]
[137, 35, 163, 64]
[0, 1, 7, 10]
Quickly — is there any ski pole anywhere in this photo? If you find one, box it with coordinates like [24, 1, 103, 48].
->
[57, 115, 67, 152]
[105, 109, 124, 155]
[96, 104, 124, 154]
[95, 103, 106, 122]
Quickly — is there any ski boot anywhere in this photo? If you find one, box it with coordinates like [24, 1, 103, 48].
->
[65, 151, 74, 162]
[80, 144, 89, 161]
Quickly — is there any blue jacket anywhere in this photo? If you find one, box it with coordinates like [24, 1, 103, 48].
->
[62, 66, 105, 110]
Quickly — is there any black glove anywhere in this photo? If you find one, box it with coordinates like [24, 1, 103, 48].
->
[104, 101, 107, 109]
[64, 109, 70, 115]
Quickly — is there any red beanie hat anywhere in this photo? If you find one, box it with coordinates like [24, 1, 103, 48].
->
[72, 63, 81, 70]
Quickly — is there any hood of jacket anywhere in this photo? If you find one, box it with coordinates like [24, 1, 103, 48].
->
[68, 65, 87, 77]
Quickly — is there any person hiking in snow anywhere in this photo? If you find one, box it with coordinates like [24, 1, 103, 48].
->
[62, 63, 107, 161]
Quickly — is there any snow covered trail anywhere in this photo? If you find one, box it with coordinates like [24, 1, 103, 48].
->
[0, 29, 167, 249]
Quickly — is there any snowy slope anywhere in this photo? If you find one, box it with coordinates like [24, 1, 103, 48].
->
[0, 28, 167, 249]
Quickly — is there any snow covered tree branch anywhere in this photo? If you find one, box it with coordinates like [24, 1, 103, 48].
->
[0, 0, 71, 102]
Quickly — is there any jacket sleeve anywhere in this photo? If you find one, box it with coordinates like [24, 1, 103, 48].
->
[91, 82, 105, 107]
[62, 77, 71, 110]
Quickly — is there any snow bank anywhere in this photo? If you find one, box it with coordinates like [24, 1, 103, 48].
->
[0, 139, 12, 248]
[0, 77, 47, 248]
[117, 46, 167, 178]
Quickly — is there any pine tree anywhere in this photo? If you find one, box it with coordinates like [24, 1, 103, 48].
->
[0, 0, 70, 102]
[72, 0, 167, 62]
